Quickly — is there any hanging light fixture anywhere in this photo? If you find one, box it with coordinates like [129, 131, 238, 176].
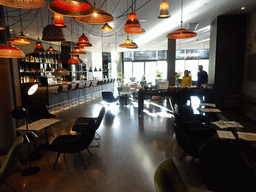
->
[53, 68, 69, 76]
[76, 8, 113, 24]
[0, 43, 25, 58]
[167, 0, 196, 39]
[101, 23, 113, 31]
[54, 13, 66, 28]
[14, 10, 31, 45]
[48, 0, 94, 17]
[94, 67, 97, 72]
[89, 67, 92, 72]
[158, 1, 170, 18]
[77, 33, 92, 47]
[33, 41, 45, 53]
[0, 19, 5, 30]
[68, 56, 79, 64]
[125, 28, 145, 34]
[119, 36, 133, 48]
[69, 44, 86, 55]
[126, 41, 138, 49]
[124, 13, 142, 33]
[46, 46, 58, 53]
[42, 24, 65, 41]
[0, 0, 45, 9]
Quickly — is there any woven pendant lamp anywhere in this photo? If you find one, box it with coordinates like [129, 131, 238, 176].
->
[33, 41, 45, 53]
[42, 24, 65, 41]
[0, 0, 45, 9]
[0, 19, 5, 30]
[69, 45, 86, 55]
[126, 41, 138, 49]
[48, 0, 94, 17]
[167, 0, 196, 39]
[54, 13, 66, 28]
[101, 23, 113, 31]
[46, 46, 58, 53]
[124, 13, 142, 33]
[53, 68, 69, 76]
[125, 28, 145, 34]
[0, 43, 25, 58]
[14, 32, 31, 44]
[77, 33, 92, 47]
[119, 36, 133, 48]
[76, 8, 113, 24]
[68, 56, 79, 64]
[158, 1, 170, 18]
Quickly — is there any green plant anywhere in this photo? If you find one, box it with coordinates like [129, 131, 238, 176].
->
[175, 72, 182, 80]
[155, 69, 163, 79]
[118, 72, 124, 80]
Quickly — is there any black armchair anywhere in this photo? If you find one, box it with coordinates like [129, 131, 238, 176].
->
[72, 107, 105, 146]
[50, 120, 96, 171]
[27, 102, 55, 123]
[102, 92, 120, 103]
[199, 139, 255, 191]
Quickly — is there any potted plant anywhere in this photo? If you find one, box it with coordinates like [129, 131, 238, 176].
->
[118, 72, 124, 81]
[175, 72, 182, 85]
[155, 69, 163, 79]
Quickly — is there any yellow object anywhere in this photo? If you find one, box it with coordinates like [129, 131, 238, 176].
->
[181, 76, 192, 87]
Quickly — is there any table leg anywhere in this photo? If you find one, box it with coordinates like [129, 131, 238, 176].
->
[138, 92, 144, 114]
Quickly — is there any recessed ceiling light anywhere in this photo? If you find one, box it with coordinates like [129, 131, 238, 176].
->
[241, 6, 245, 10]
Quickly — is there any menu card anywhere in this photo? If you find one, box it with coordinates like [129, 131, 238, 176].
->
[211, 121, 244, 129]
[217, 130, 236, 139]
[199, 108, 221, 113]
[237, 132, 256, 141]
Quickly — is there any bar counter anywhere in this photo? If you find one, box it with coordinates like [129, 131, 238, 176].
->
[22, 79, 115, 110]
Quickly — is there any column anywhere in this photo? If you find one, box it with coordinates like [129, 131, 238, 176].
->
[167, 39, 176, 86]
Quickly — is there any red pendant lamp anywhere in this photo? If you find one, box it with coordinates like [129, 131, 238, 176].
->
[46, 46, 58, 53]
[76, 8, 113, 24]
[101, 23, 113, 31]
[69, 45, 86, 55]
[124, 13, 142, 33]
[33, 41, 45, 53]
[158, 1, 170, 18]
[48, 0, 94, 17]
[0, 0, 45, 9]
[167, 0, 196, 39]
[13, 32, 31, 44]
[0, 43, 25, 58]
[68, 56, 79, 64]
[77, 33, 92, 47]
[54, 13, 66, 28]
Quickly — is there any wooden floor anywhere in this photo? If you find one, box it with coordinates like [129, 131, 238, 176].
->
[2, 94, 210, 192]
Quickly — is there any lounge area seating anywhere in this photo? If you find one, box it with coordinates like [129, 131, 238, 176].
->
[102, 92, 120, 103]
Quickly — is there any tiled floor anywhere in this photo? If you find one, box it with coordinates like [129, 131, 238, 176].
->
[2, 95, 209, 192]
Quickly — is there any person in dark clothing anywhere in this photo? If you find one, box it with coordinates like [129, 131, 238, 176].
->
[197, 65, 208, 87]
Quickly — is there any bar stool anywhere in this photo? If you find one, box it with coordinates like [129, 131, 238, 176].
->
[48, 85, 61, 111]
[85, 81, 92, 100]
[91, 80, 98, 98]
[78, 81, 86, 102]
[71, 83, 79, 105]
[62, 84, 72, 108]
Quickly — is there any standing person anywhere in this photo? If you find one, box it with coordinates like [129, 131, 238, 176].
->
[181, 70, 192, 87]
[197, 65, 208, 87]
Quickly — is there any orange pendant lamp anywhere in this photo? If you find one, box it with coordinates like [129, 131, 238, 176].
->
[126, 41, 138, 49]
[33, 41, 45, 53]
[46, 46, 58, 53]
[124, 13, 142, 33]
[48, 0, 94, 17]
[0, 43, 25, 58]
[0, 19, 5, 30]
[0, 0, 45, 9]
[101, 23, 113, 31]
[76, 8, 114, 24]
[158, 1, 170, 18]
[68, 56, 79, 64]
[167, 0, 196, 39]
[14, 32, 31, 44]
[125, 28, 145, 34]
[77, 33, 92, 47]
[69, 45, 86, 55]
[119, 36, 132, 48]
[54, 13, 66, 28]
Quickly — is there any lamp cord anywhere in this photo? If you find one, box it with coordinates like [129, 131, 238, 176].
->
[19, 9, 23, 34]
[181, 0, 183, 28]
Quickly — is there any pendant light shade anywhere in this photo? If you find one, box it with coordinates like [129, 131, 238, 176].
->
[33, 41, 45, 53]
[0, 44, 25, 58]
[68, 56, 79, 64]
[158, 1, 170, 18]
[46, 46, 58, 53]
[0, 0, 45, 9]
[125, 28, 145, 34]
[0, 19, 5, 30]
[53, 68, 69, 76]
[54, 13, 66, 28]
[167, 28, 197, 39]
[42, 24, 65, 41]
[124, 13, 142, 33]
[77, 33, 92, 47]
[69, 45, 86, 55]
[126, 41, 138, 49]
[48, 0, 94, 17]
[119, 36, 132, 48]
[76, 8, 114, 24]
[14, 33, 31, 44]
[101, 23, 113, 31]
